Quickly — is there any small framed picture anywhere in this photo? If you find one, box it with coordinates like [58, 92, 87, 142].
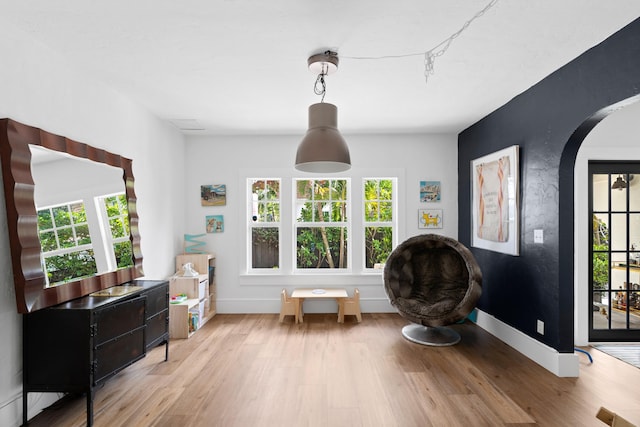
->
[420, 181, 441, 202]
[201, 184, 226, 206]
[419, 209, 442, 229]
[206, 215, 224, 233]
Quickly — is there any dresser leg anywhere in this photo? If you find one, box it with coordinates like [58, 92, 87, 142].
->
[87, 389, 94, 427]
[22, 390, 28, 426]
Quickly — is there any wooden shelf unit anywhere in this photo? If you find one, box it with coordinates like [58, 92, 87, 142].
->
[170, 253, 216, 338]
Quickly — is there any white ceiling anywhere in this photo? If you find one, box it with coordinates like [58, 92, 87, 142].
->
[2, 1, 640, 136]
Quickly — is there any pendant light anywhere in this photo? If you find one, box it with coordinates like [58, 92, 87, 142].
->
[295, 51, 351, 173]
[611, 175, 627, 190]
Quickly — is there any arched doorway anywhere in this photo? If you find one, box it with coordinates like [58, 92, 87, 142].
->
[571, 97, 640, 345]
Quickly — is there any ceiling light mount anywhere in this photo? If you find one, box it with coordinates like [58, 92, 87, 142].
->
[308, 51, 339, 76]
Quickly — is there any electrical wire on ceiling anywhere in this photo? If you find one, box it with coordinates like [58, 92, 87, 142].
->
[342, 0, 499, 84]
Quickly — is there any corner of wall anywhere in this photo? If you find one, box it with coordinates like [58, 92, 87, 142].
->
[475, 310, 580, 377]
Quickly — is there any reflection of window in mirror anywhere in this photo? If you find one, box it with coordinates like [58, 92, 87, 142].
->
[37, 201, 98, 286]
[31, 144, 131, 286]
[97, 193, 133, 271]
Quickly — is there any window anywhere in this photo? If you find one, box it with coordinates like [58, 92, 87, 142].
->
[249, 179, 281, 269]
[295, 178, 349, 270]
[98, 193, 133, 270]
[364, 178, 395, 269]
[37, 201, 97, 285]
[246, 175, 396, 275]
[589, 162, 640, 341]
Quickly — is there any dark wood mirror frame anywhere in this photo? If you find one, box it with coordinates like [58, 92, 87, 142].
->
[0, 118, 143, 313]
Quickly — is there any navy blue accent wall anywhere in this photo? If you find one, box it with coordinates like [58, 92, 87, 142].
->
[458, 18, 640, 353]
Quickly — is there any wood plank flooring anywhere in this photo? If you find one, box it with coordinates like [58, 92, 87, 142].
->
[26, 313, 640, 426]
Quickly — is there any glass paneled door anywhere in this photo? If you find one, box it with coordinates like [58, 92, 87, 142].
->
[589, 162, 640, 341]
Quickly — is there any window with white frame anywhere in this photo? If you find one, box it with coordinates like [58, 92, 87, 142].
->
[363, 178, 396, 269]
[245, 176, 397, 274]
[98, 193, 133, 270]
[249, 179, 281, 269]
[295, 178, 349, 270]
[37, 201, 97, 285]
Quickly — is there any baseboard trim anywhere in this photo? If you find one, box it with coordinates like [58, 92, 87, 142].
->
[216, 297, 395, 314]
[475, 310, 579, 377]
[1, 389, 59, 426]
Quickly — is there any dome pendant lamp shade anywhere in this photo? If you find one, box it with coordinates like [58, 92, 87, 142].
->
[295, 102, 351, 173]
[612, 175, 627, 190]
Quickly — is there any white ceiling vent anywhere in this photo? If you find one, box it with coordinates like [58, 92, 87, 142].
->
[169, 119, 205, 131]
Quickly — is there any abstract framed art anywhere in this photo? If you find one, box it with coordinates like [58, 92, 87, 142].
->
[471, 145, 520, 255]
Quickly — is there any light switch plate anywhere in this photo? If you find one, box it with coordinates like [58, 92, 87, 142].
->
[534, 229, 544, 244]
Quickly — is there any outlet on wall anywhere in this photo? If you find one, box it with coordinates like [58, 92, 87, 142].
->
[537, 319, 545, 335]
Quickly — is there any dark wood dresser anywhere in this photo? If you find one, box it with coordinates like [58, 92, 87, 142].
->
[22, 279, 169, 426]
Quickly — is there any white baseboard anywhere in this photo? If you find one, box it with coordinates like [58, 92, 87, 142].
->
[1, 390, 59, 427]
[216, 297, 395, 314]
[475, 310, 579, 377]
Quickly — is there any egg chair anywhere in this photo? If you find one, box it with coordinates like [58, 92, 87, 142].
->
[383, 234, 482, 346]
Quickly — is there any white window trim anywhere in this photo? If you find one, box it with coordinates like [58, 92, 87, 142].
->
[239, 167, 406, 285]
[247, 178, 283, 274]
[293, 177, 352, 274]
[362, 177, 398, 272]
[37, 200, 96, 286]
[96, 192, 129, 271]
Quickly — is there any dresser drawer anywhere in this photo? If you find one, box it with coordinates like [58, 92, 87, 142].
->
[94, 297, 146, 346]
[146, 310, 168, 348]
[94, 327, 145, 385]
[145, 284, 169, 317]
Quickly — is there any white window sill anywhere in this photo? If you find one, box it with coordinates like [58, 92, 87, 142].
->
[239, 272, 384, 287]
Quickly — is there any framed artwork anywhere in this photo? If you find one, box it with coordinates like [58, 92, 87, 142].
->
[184, 233, 207, 253]
[420, 180, 441, 202]
[471, 145, 520, 255]
[206, 215, 224, 233]
[201, 184, 226, 206]
[419, 209, 442, 229]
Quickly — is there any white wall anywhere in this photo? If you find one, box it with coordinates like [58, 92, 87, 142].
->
[575, 99, 640, 345]
[0, 22, 186, 425]
[184, 133, 458, 314]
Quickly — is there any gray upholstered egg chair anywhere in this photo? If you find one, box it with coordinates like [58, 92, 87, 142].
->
[383, 234, 482, 346]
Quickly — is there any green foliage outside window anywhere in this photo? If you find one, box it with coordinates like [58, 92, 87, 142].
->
[252, 180, 280, 222]
[104, 194, 133, 268]
[592, 214, 609, 290]
[364, 179, 393, 268]
[250, 180, 281, 268]
[114, 241, 133, 268]
[296, 226, 348, 268]
[38, 202, 97, 285]
[44, 250, 98, 284]
[296, 179, 347, 269]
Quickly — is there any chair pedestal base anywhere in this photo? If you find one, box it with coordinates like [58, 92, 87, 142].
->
[401, 324, 461, 346]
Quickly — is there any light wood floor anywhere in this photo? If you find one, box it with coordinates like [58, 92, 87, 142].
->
[27, 313, 640, 427]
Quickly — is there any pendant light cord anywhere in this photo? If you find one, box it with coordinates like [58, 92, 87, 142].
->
[314, 73, 327, 102]
[342, 0, 498, 84]
[313, 61, 332, 102]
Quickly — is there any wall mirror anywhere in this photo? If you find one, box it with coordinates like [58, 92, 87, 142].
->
[1, 119, 143, 313]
